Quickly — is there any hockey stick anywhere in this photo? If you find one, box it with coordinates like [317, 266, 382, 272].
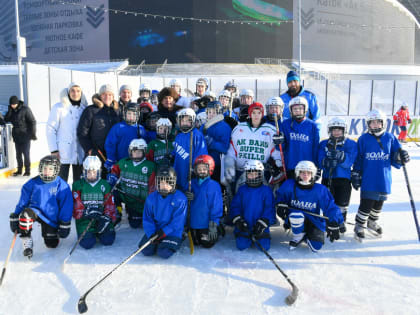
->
[327, 139, 338, 189]
[77, 236, 157, 314]
[278, 204, 329, 221]
[273, 113, 287, 183]
[114, 187, 144, 203]
[251, 236, 298, 305]
[406, 134, 420, 147]
[187, 130, 194, 255]
[62, 177, 122, 271]
[401, 152, 420, 242]
[0, 231, 18, 286]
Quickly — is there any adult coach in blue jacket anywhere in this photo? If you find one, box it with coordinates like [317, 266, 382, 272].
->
[280, 71, 320, 131]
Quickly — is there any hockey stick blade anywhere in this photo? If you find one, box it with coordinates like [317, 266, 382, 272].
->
[77, 295, 88, 314]
[285, 283, 299, 305]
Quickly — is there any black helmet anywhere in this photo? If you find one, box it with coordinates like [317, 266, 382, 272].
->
[124, 103, 139, 125]
[156, 166, 177, 197]
[39, 155, 61, 183]
[145, 112, 161, 131]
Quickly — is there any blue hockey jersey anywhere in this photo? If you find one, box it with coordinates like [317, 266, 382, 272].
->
[318, 138, 357, 179]
[353, 132, 401, 194]
[275, 179, 343, 231]
[172, 128, 208, 192]
[14, 176, 73, 228]
[200, 120, 231, 166]
[190, 177, 223, 229]
[281, 118, 320, 171]
[230, 184, 276, 234]
[142, 190, 187, 239]
[104, 122, 146, 162]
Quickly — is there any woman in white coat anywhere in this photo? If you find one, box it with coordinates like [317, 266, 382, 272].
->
[46, 82, 88, 182]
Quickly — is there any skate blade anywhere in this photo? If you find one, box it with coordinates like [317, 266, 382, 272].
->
[354, 234, 363, 243]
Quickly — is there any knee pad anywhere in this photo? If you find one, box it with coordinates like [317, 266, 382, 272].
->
[99, 231, 116, 246]
[307, 239, 323, 252]
[307, 226, 325, 244]
[157, 247, 175, 259]
[141, 245, 157, 256]
[235, 236, 252, 251]
[19, 208, 36, 235]
[44, 237, 59, 248]
[80, 233, 96, 249]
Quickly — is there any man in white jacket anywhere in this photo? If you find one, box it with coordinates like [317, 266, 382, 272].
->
[46, 82, 88, 183]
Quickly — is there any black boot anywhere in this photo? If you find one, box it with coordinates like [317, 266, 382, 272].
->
[23, 168, 31, 176]
[13, 168, 22, 176]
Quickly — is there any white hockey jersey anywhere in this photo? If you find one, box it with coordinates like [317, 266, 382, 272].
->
[226, 121, 281, 171]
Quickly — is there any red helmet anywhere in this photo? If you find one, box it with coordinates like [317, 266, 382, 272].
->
[248, 102, 264, 117]
[194, 155, 215, 176]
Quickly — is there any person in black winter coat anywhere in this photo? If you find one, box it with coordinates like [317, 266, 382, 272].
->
[157, 87, 182, 127]
[77, 84, 120, 178]
[4, 96, 37, 176]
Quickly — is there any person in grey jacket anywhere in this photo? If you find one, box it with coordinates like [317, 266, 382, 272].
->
[4, 96, 37, 176]
[47, 82, 88, 182]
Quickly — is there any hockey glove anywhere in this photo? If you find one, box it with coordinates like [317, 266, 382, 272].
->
[272, 132, 285, 145]
[208, 221, 218, 242]
[327, 221, 340, 242]
[408, 119, 412, 124]
[185, 191, 194, 201]
[9, 212, 19, 233]
[351, 170, 362, 190]
[150, 229, 166, 244]
[400, 149, 410, 164]
[232, 215, 249, 234]
[83, 206, 102, 220]
[96, 215, 112, 234]
[104, 159, 115, 172]
[323, 157, 338, 170]
[163, 153, 174, 165]
[58, 221, 71, 238]
[276, 203, 289, 220]
[335, 150, 345, 163]
[252, 218, 269, 238]
[204, 135, 214, 148]
[107, 173, 118, 187]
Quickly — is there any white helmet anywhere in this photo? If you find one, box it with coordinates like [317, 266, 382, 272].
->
[327, 117, 347, 141]
[139, 83, 151, 93]
[239, 89, 254, 98]
[266, 96, 285, 120]
[196, 78, 209, 87]
[244, 160, 264, 187]
[83, 156, 102, 183]
[156, 117, 172, 129]
[289, 96, 308, 120]
[366, 109, 386, 136]
[128, 138, 147, 162]
[204, 90, 216, 100]
[295, 160, 317, 187]
[156, 118, 172, 139]
[196, 112, 207, 128]
[169, 79, 181, 87]
[177, 108, 196, 133]
[218, 90, 231, 99]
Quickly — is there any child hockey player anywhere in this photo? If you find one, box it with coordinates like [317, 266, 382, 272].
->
[281, 96, 320, 179]
[9, 155, 73, 258]
[104, 103, 146, 172]
[393, 103, 412, 143]
[201, 101, 231, 182]
[138, 166, 187, 259]
[143, 111, 160, 143]
[275, 161, 343, 252]
[318, 117, 357, 233]
[108, 139, 156, 228]
[146, 118, 174, 167]
[185, 155, 223, 248]
[172, 108, 208, 192]
[264, 96, 284, 128]
[229, 160, 276, 251]
[351, 109, 410, 241]
[72, 156, 117, 249]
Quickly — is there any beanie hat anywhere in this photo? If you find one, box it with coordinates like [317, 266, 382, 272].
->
[248, 102, 264, 117]
[287, 71, 300, 83]
[119, 84, 132, 94]
[158, 87, 179, 104]
[68, 82, 81, 90]
[9, 95, 19, 105]
[99, 84, 114, 95]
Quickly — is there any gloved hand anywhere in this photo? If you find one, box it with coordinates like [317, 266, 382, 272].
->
[225, 167, 236, 183]
[326, 150, 345, 163]
[314, 168, 322, 182]
[273, 132, 285, 145]
[9, 213, 19, 233]
[351, 170, 362, 190]
[327, 221, 340, 242]
[58, 221, 71, 238]
[276, 203, 289, 220]
[252, 218, 269, 238]
[323, 157, 338, 170]
[83, 206, 102, 220]
[164, 153, 174, 165]
[208, 221, 218, 242]
[408, 119, 412, 124]
[104, 159, 115, 172]
[97, 215, 112, 234]
[185, 191, 194, 201]
[150, 229, 166, 244]
[107, 173, 118, 186]
[31, 134, 37, 141]
[204, 135, 214, 148]
[232, 215, 249, 234]
[400, 149, 410, 164]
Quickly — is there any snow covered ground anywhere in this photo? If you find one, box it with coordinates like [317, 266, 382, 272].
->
[1, 144, 420, 315]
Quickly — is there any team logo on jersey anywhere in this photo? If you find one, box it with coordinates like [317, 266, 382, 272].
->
[101, 185, 106, 193]
[142, 167, 148, 174]
[261, 131, 270, 136]
[73, 192, 78, 198]
[291, 199, 317, 210]
[365, 152, 390, 161]
[290, 132, 309, 142]
[239, 129, 243, 132]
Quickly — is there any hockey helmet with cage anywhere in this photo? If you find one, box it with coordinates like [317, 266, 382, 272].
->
[39, 155, 61, 183]
[83, 156, 102, 183]
[366, 109, 386, 136]
[295, 160, 317, 188]
[128, 139, 147, 162]
[156, 166, 177, 197]
[177, 108, 196, 133]
[244, 160, 264, 187]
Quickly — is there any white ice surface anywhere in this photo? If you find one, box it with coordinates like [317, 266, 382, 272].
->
[0, 144, 420, 315]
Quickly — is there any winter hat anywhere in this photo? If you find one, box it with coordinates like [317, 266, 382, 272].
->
[248, 102, 264, 117]
[286, 71, 300, 83]
[158, 87, 179, 104]
[9, 95, 19, 105]
[119, 84, 132, 94]
[99, 84, 114, 95]
[68, 82, 81, 90]
[139, 102, 153, 112]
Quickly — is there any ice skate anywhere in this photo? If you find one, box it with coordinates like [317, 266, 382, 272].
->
[21, 235, 33, 259]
